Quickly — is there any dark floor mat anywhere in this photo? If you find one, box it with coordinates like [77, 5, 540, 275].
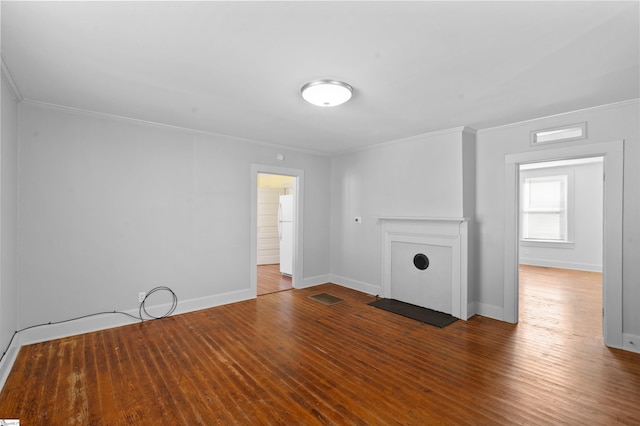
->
[309, 293, 345, 306]
[368, 298, 457, 328]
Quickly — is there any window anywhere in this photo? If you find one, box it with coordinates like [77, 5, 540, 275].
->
[521, 175, 568, 241]
[530, 122, 587, 146]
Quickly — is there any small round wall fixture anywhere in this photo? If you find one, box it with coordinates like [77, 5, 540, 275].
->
[301, 80, 353, 107]
[413, 253, 429, 270]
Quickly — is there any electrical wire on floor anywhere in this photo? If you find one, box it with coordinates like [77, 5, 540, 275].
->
[139, 285, 178, 321]
[0, 286, 178, 365]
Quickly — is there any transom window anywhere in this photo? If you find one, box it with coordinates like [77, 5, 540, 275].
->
[530, 122, 587, 145]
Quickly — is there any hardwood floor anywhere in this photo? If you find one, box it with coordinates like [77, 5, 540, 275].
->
[519, 264, 603, 340]
[1, 267, 639, 424]
[257, 264, 292, 295]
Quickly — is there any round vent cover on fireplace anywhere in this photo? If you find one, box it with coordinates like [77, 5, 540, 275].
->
[413, 253, 429, 270]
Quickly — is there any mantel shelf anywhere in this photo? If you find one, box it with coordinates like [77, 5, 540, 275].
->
[377, 216, 469, 222]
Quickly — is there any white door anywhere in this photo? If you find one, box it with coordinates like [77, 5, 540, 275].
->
[279, 222, 293, 276]
[279, 194, 294, 275]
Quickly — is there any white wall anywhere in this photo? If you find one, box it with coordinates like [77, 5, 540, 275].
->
[6, 93, 639, 361]
[17, 103, 332, 328]
[519, 161, 604, 272]
[330, 128, 472, 295]
[476, 100, 640, 336]
[0, 77, 19, 368]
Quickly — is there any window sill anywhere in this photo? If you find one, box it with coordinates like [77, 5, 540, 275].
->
[520, 240, 575, 249]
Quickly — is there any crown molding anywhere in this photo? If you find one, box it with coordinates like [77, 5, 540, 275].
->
[334, 125, 477, 157]
[477, 98, 640, 134]
[1, 54, 24, 102]
[21, 99, 331, 157]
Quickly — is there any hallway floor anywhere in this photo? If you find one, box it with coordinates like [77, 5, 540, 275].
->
[257, 264, 292, 295]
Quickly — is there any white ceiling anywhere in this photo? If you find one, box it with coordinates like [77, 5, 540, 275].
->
[2, 1, 638, 155]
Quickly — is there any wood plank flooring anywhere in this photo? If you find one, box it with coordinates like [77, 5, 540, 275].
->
[519, 264, 603, 340]
[1, 266, 639, 424]
[257, 264, 292, 296]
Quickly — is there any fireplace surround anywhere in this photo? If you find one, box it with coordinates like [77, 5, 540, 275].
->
[379, 217, 470, 320]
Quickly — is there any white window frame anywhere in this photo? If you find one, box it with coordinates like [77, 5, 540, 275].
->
[519, 170, 574, 245]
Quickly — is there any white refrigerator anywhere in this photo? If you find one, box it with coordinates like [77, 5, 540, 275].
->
[278, 194, 293, 276]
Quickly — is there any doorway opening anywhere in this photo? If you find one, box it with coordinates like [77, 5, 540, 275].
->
[257, 173, 294, 296]
[250, 164, 305, 298]
[503, 140, 623, 349]
[518, 157, 604, 341]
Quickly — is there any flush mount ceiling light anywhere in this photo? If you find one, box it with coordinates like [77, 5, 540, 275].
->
[301, 80, 353, 107]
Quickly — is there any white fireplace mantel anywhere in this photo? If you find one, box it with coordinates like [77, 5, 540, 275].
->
[378, 216, 470, 320]
[377, 216, 468, 223]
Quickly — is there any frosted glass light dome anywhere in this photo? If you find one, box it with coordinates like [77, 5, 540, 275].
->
[301, 80, 353, 107]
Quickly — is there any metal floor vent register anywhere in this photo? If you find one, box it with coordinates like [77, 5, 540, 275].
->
[309, 293, 345, 306]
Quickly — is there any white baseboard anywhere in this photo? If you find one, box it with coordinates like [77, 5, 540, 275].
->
[330, 274, 382, 296]
[18, 311, 138, 347]
[0, 334, 20, 392]
[17, 287, 255, 347]
[173, 288, 255, 316]
[519, 258, 602, 273]
[0, 287, 255, 393]
[299, 274, 331, 289]
[622, 333, 640, 354]
[474, 302, 504, 321]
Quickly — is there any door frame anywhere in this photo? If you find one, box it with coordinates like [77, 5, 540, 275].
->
[503, 140, 624, 348]
[250, 164, 304, 295]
